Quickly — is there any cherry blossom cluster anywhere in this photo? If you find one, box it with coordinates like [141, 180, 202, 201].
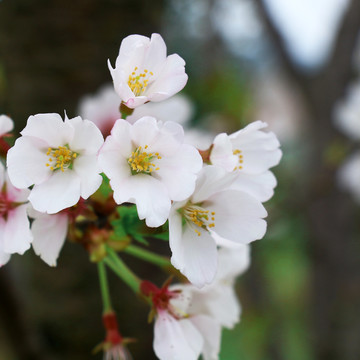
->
[0, 33, 282, 359]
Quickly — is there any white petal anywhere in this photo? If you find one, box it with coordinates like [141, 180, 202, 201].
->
[29, 170, 81, 214]
[156, 144, 202, 201]
[229, 121, 282, 174]
[230, 171, 277, 202]
[31, 213, 68, 266]
[184, 128, 215, 151]
[191, 166, 238, 204]
[5, 172, 30, 203]
[193, 285, 241, 329]
[130, 116, 161, 148]
[168, 207, 186, 270]
[147, 121, 185, 156]
[206, 190, 267, 244]
[141, 33, 167, 74]
[0, 115, 14, 136]
[153, 311, 203, 360]
[124, 95, 148, 109]
[210, 133, 238, 171]
[104, 119, 133, 157]
[334, 82, 360, 140]
[20, 113, 73, 147]
[337, 152, 360, 202]
[67, 117, 104, 154]
[116, 34, 149, 70]
[127, 94, 193, 126]
[170, 223, 218, 288]
[3, 205, 32, 254]
[191, 315, 221, 360]
[168, 285, 194, 316]
[147, 54, 188, 101]
[216, 245, 251, 280]
[74, 154, 102, 199]
[236, 147, 282, 174]
[78, 84, 121, 133]
[7, 136, 52, 188]
[112, 174, 171, 227]
[108, 62, 136, 103]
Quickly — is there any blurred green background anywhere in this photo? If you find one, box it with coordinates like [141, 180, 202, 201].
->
[1, 0, 360, 359]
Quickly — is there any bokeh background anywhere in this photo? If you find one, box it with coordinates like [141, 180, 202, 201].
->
[1, 0, 360, 359]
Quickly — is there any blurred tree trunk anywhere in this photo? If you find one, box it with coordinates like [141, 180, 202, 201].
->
[0, 0, 165, 130]
[255, 0, 360, 359]
[0, 1, 164, 359]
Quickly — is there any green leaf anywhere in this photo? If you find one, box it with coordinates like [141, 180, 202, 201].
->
[151, 232, 169, 241]
[98, 173, 112, 197]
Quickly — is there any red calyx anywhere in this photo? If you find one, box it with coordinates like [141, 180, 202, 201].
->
[103, 312, 123, 345]
[140, 280, 177, 311]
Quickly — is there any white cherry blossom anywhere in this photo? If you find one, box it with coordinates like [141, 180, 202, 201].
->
[78, 85, 121, 137]
[169, 166, 267, 288]
[0, 162, 32, 266]
[7, 113, 104, 214]
[98, 116, 202, 227]
[141, 281, 220, 360]
[337, 151, 360, 203]
[209, 121, 282, 202]
[334, 82, 360, 140]
[108, 33, 188, 109]
[28, 207, 69, 266]
[0, 115, 14, 136]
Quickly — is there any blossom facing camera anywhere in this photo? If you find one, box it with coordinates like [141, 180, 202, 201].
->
[7, 113, 104, 214]
[108, 33, 188, 109]
[169, 166, 267, 287]
[0, 162, 32, 266]
[98, 116, 203, 227]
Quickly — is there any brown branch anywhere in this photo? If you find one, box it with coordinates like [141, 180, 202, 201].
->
[254, 0, 360, 118]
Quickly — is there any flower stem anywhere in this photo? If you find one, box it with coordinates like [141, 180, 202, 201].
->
[105, 247, 141, 295]
[124, 244, 171, 268]
[97, 261, 112, 313]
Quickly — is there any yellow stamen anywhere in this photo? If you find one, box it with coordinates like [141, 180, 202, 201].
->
[127, 145, 161, 174]
[183, 204, 216, 236]
[46, 145, 77, 172]
[127, 67, 154, 96]
[233, 148, 244, 170]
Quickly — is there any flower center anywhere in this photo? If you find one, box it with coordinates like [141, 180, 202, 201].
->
[233, 149, 243, 170]
[183, 204, 216, 236]
[127, 67, 154, 96]
[128, 145, 161, 175]
[46, 145, 77, 172]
